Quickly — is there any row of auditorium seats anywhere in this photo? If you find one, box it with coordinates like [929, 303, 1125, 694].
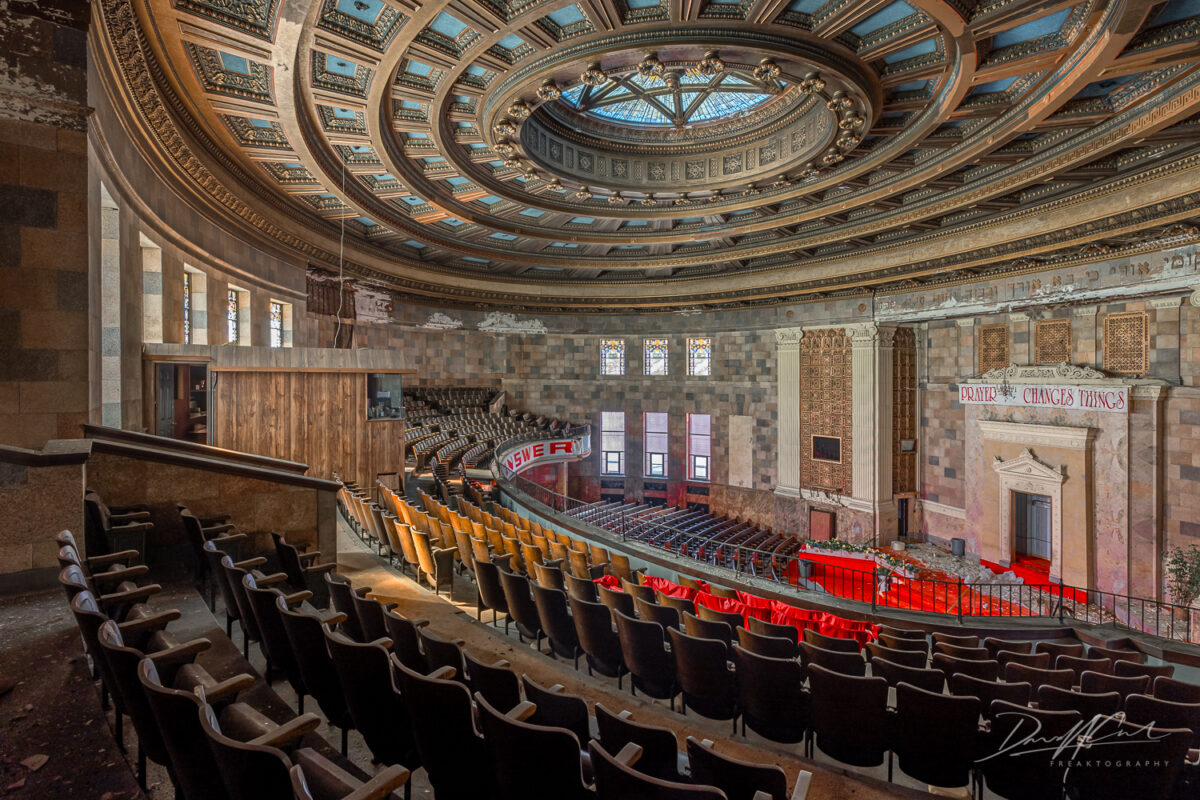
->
[569, 500, 803, 579]
[57, 501, 410, 800]
[335, 473, 1200, 800]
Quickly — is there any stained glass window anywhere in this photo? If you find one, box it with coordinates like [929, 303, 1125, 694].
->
[688, 337, 711, 376]
[226, 289, 239, 344]
[269, 301, 283, 348]
[644, 412, 669, 477]
[688, 414, 711, 481]
[601, 339, 625, 376]
[644, 338, 668, 376]
[182, 271, 192, 345]
[601, 411, 625, 475]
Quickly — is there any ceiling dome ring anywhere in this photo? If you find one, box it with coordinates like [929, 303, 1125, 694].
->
[458, 33, 880, 200]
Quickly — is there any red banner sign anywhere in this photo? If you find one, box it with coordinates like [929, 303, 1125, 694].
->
[500, 436, 591, 474]
[958, 383, 1129, 414]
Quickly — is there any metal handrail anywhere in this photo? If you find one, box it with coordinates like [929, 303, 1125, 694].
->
[499, 468, 1197, 645]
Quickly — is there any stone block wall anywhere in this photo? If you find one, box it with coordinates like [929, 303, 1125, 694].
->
[0, 456, 85, 584]
[0, 0, 92, 449]
[503, 329, 781, 530]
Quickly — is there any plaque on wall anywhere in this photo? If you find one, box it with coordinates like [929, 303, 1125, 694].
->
[812, 435, 842, 463]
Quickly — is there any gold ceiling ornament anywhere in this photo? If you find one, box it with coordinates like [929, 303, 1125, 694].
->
[799, 72, 826, 94]
[493, 140, 516, 157]
[580, 64, 607, 87]
[507, 100, 531, 119]
[821, 148, 843, 165]
[839, 114, 865, 130]
[546, 177, 563, 191]
[673, 195, 691, 206]
[493, 119, 517, 137]
[607, 192, 624, 205]
[706, 190, 724, 203]
[798, 162, 820, 178]
[771, 174, 793, 189]
[753, 58, 782, 82]
[835, 131, 859, 150]
[522, 168, 539, 181]
[574, 186, 593, 200]
[502, 157, 522, 168]
[639, 196, 657, 206]
[696, 50, 725, 76]
[637, 52, 664, 78]
[826, 91, 854, 111]
[536, 80, 562, 102]
[744, 183, 761, 196]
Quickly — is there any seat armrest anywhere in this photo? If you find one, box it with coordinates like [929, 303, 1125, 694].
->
[368, 637, 394, 650]
[614, 742, 643, 767]
[147, 637, 211, 666]
[490, 659, 510, 668]
[235, 556, 267, 569]
[201, 523, 236, 536]
[117, 610, 180, 635]
[99, 584, 162, 609]
[87, 550, 139, 566]
[304, 561, 338, 575]
[341, 765, 410, 800]
[110, 510, 151, 523]
[788, 770, 812, 800]
[198, 514, 232, 526]
[505, 701, 537, 721]
[428, 666, 457, 681]
[319, 610, 347, 626]
[110, 520, 153, 534]
[209, 534, 243, 548]
[91, 565, 149, 585]
[255, 572, 289, 586]
[248, 713, 323, 749]
[203, 673, 257, 705]
[283, 590, 313, 606]
[298, 551, 321, 563]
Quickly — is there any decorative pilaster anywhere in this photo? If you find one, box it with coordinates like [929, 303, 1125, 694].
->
[774, 327, 804, 498]
[847, 323, 899, 542]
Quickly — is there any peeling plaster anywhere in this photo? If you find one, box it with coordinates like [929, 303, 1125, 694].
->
[420, 312, 464, 330]
[478, 312, 548, 335]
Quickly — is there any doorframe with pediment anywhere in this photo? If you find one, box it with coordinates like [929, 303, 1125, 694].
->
[993, 449, 1066, 578]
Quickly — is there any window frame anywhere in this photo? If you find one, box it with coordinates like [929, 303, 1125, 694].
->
[643, 411, 669, 478]
[687, 413, 711, 482]
[600, 339, 626, 376]
[644, 338, 669, 376]
[600, 410, 626, 476]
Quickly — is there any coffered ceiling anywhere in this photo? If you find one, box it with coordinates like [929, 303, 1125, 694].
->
[94, 0, 1200, 310]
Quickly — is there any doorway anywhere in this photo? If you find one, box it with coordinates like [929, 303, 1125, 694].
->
[810, 509, 836, 541]
[153, 362, 209, 443]
[1014, 492, 1052, 561]
[897, 497, 909, 538]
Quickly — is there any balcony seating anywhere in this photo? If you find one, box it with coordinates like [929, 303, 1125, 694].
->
[996, 650, 1051, 670]
[686, 736, 801, 800]
[1034, 641, 1085, 660]
[382, 607, 428, 673]
[476, 694, 593, 800]
[978, 701, 1082, 800]
[930, 654, 999, 682]
[736, 626, 798, 660]
[1079, 670, 1150, 700]
[1063, 717, 1192, 800]
[570, 595, 627, 685]
[982, 637, 1033, 658]
[668, 627, 737, 727]
[277, 601, 356, 755]
[800, 641, 866, 678]
[732, 646, 807, 744]
[888, 683, 979, 788]
[1036, 686, 1121, 718]
[462, 650, 521, 712]
[947, 672, 1032, 712]
[497, 567, 544, 647]
[473, 557, 511, 630]
[869, 657, 945, 694]
[614, 610, 677, 707]
[272, 533, 336, 608]
[865, 641, 926, 668]
[594, 703, 684, 782]
[807, 665, 889, 767]
[521, 675, 592, 746]
[1002, 663, 1075, 691]
[588, 740, 724, 800]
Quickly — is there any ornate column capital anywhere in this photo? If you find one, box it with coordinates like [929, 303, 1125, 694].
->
[1190, 285, 1200, 307]
[774, 326, 805, 347]
[847, 321, 880, 347]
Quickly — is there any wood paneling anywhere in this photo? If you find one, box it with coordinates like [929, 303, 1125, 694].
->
[212, 371, 403, 488]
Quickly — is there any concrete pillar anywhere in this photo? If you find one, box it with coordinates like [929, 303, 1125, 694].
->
[773, 327, 804, 498]
[557, 462, 569, 497]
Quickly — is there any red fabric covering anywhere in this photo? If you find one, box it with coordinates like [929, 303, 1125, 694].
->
[594, 574, 620, 590]
[593, 573, 874, 644]
[640, 575, 697, 600]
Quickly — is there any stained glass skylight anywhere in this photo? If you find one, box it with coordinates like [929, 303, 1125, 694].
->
[561, 66, 782, 128]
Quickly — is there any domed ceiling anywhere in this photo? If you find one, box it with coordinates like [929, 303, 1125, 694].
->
[95, 0, 1200, 310]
